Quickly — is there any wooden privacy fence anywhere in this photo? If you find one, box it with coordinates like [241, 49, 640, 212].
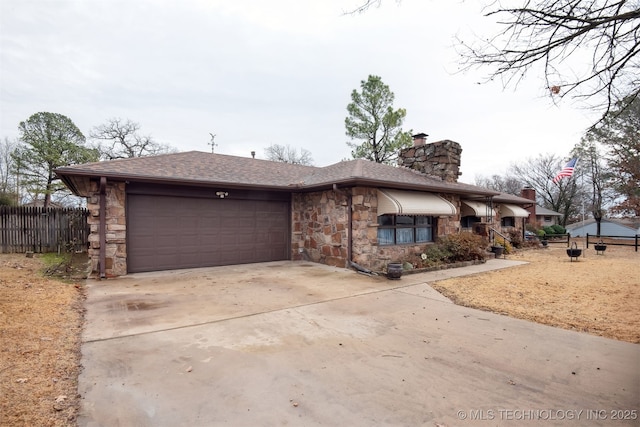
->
[0, 206, 90, 254]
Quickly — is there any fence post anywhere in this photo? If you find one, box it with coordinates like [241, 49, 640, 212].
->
[586, 233, 590, 248]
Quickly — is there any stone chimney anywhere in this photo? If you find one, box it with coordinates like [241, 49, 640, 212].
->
[520, 187, 537, 225]
[399, 133, 462, 183]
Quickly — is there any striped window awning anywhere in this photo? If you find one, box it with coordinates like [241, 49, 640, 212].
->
[377, 189, 456, 216]
[461, 200, 496, 218]
[500, 204, 530, 218]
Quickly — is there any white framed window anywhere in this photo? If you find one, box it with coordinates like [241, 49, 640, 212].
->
[377, 215, 434, 245]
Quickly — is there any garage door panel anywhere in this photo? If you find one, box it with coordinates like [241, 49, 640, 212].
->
[127, 194, 289, 273]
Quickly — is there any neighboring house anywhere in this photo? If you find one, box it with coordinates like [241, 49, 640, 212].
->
[519, 187, 562, 227]
[565, 218, 639, 237]
[535, 206, 562, 227]
[55, 135, 530, 277]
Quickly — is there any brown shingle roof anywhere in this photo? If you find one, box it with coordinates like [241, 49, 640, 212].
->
[490, 192, 537, 204]
[55, 151, 498, 197]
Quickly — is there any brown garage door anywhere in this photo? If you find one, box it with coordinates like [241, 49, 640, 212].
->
[127, 194, 290, 273]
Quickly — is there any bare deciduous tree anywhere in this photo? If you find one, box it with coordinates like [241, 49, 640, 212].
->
[90, 118, 176, 160]
[349, 1, 640, 115]
[264, 144, 314, 165]
[457, 0, 640, 114]
[509, 153, 583, 226]
[474, 174, 524, 195]
[572, 137, 611, 234]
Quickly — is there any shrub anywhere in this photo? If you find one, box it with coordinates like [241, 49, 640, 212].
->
[438, 232, 487, 262]
[423, 244, 452, 265]
[507, 229, 524, 248]
[407, 232, 487, 269]
[493, 236, 513, 254]
[543, 226, 555, 236]
[0, 191, 16, 206]
[551, 224, 566, 234]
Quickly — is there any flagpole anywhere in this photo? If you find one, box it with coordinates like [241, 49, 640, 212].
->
[581, 172, 585, 234]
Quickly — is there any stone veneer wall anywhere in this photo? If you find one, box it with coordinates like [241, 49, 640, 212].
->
[399, 140, 462, 183]
[86, 180, 127, 277]
[292, 190, 349, 267]
[293, 187, 461, 273]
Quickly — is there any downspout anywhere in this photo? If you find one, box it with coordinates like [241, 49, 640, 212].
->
[347, 191, 353, 263]
[99, 176, 107, 279]
[333, 184, 352, 266]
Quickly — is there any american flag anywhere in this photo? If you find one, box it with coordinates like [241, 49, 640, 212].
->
[553, 158, 578, 184]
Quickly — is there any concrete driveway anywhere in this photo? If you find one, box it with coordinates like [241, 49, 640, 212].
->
[79, 260, 639, 426]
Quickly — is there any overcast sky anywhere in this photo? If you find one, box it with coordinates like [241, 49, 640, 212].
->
[1, 0, 599, 184]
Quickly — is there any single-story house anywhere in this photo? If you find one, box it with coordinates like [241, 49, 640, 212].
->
[55, 136, 530, 277]
[519, 187, 562, 227]
[565, 218, 640, 237]
[534, 206, 562, 226]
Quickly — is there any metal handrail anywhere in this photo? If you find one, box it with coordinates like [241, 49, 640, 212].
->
[489, 227, 511, 246]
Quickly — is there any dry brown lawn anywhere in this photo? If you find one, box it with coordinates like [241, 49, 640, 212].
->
[431, 240, 640, 343]
[0, 253, 86, 427]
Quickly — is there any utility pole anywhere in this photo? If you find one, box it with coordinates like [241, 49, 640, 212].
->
[208, 133, 217, 153]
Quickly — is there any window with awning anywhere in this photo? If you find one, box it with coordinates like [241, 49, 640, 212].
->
[499, 204, 530, 218]
[460, 200, 496, 218]
[377, 189, 457, 216]
[376, 190, 455, 246]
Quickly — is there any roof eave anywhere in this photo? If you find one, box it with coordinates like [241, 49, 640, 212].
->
[54, 169, 501, 197]
[319, 178, 499, 197]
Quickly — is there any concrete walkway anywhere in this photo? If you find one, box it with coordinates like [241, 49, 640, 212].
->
[78, 259, 639, 426]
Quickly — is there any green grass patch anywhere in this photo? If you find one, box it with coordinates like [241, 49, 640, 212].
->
[39, 252, 72, 269]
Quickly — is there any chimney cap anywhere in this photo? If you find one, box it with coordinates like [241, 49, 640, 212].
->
[412, 132, 429, 139]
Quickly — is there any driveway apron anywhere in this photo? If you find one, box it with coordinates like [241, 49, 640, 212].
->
[78, 260, 640, 426]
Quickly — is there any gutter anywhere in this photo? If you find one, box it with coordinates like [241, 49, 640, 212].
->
[99, 177, 106, 279]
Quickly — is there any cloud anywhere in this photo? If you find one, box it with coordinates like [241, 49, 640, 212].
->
[1, 0, 599, 181]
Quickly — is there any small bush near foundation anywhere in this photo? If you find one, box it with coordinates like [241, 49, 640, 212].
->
[507, 229, 524, 248]
[439, 232, 488, 262]
[493, 236, 513, 254]
[422, 244, 453, 266]
[405, 232, 487, 268]
[407, 232, 487, 268]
